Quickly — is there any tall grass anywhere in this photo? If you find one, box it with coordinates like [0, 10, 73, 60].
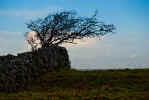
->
[0, 68, 149, 100]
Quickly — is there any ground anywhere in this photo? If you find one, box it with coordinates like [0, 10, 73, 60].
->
[0, 68, 149, 100]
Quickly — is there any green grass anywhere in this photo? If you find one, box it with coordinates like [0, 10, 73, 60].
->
[0, 68, 149, 100]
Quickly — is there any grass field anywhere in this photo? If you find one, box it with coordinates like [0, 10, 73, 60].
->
[0, 68, 149, 100]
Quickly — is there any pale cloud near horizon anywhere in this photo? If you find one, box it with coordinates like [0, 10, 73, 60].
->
[130, 53, 137, 58]
[0, 30, 149, 69]
[66, 34, 149, 69]
[0, 30, 28, 55]
[0, 30, 23, 38]
[61, 38, 96, 47]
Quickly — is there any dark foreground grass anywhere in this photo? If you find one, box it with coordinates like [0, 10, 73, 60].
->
[0, 68, 149, 100]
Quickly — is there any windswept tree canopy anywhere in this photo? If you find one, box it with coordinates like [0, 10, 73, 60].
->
[26, 10, 115, 50]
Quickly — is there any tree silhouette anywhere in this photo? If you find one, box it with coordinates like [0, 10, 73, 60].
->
[26, 10, 115, 50]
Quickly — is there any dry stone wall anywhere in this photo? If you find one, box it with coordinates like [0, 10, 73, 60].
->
[0, 46, 70, 92]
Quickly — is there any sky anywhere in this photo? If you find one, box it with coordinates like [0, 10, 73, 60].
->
[0, 0, 149, 69]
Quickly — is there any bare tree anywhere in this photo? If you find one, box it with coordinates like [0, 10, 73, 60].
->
[26, 10, 115, 49]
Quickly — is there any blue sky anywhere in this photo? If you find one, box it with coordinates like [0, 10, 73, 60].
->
[0, 0, 149, 69]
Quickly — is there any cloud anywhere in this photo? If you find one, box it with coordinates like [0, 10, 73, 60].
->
[0, 30, 149, 69]
[0, 38, 28, 55]
[0, 30, 28, 55]
[67, 34, 149, 69]
[61, 38, 96, 47]
[0, 30, 23, 39]
[130, 53, 137, 58]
